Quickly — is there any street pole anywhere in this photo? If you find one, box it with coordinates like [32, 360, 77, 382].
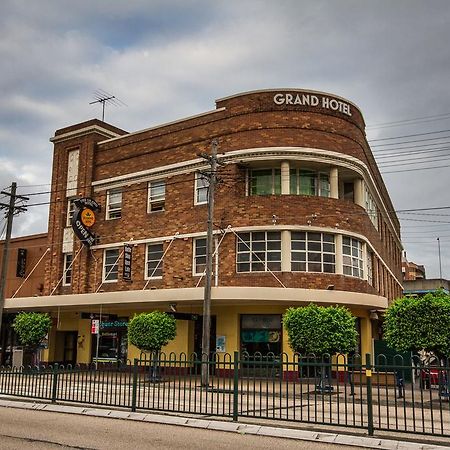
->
[0, 183, 17, 338]
[201, 139, 218, 387]
[437, 237, 442, 280]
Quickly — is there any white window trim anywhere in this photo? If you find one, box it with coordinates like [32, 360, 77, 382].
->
[144, 242, 164, 280]
[102, 248, 120, 283]
[342, 237, 364, 279]
[106, 189, 122, 220]
[194, 172, 208, 205]
[147, 180, 166, 213]
[193, 237, 207, 276]
[62, 253, 73, 286]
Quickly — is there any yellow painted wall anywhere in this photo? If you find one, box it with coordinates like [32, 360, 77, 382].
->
[77, 319, 93, 364]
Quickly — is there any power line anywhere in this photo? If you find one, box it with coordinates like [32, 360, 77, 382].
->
[366, 112, 450, 129]
[368, 128, 450, 142]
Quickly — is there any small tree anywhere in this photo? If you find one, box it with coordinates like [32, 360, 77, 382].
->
[12, 312, 52, 366]
[384, 291, 450, 357]
[128, 312, 177, 381]
[283, 304, 358, 392]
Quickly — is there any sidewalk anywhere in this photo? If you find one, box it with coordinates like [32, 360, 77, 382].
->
[0, 397, 448, 450]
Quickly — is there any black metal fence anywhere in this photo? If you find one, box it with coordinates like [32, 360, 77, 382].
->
[1, 352, 449, 438]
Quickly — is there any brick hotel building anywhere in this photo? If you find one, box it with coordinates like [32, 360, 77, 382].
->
[4, 89, 403, 366]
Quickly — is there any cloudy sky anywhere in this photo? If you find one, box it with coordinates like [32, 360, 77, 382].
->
[1, 0, 449, 279]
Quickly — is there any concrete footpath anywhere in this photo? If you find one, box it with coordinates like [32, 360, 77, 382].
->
[0, 398, 447, 450]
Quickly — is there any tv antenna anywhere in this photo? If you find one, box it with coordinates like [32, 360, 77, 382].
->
[89, 89, 126, 122]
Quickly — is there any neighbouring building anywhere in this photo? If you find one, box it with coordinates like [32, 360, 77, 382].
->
[4, 89, 403, 368]
[403, 278, 449, 296]
[402, 251, 426, 281]
[0, 233, 48, 364]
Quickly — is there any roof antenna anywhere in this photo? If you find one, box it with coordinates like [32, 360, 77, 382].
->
[89, 89, 126, 122]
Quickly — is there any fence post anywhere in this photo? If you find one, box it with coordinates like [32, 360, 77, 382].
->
[232, 351, 239, 422]
[51, 363, 58, 404]
[131, 358, 139, 412]
[365, 353, 374, 436]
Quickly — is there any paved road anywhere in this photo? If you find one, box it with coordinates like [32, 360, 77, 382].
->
[0, 406, 357, 450]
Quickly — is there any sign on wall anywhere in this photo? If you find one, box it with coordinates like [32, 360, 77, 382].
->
[123, 244, 132, 281]
[71, 198, 101, 247]
[16, 248, 27, 278]
[91, 319, 100, 335]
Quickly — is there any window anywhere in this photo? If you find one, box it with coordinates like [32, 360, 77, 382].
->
[291, 232, 335, 273]
[343, 237, 364, 278]
[236, 231, 281, 272]
[290, 169, 330, 197]
[103, 248, 120, 282]
[367, 251, 374, 286]
[106, 189, 122, 219]
[63, 253, 73, 286]
[249, 169, 281, 195]
[193, 238, 207, 275]
[146, 243, 164, 278]
[364, 185, 378, 229]
[66, 198, 77, 227]
[148, 180, 165, 212]
[195, 172, 209, 205]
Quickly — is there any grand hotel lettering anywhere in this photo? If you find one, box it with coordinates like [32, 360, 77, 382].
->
[273, 93, 352, 117]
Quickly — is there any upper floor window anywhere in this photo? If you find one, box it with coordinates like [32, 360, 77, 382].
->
[364, 185, 378, 229]
[106, 189, 122, 220]
[146, 243, 164, 278]
[249, 169, 281, 195]
[291, 232, 335, 273]
[343, 237, 364, 278]
[103, 248, 120, 282]
[193, 238, 207, 275]
[148, 180, 165, 212]
[195, 173, 209, 205]
[367, 251, 374, 286]
[290, 169, 330, 197]
[63, 253, 73, 286]
[237, 231, 281, 272]
[66, 198, 77, 227]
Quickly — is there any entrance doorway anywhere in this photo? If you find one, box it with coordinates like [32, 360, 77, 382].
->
[54, 331, 78, 366]
[194, 316, 216, 357]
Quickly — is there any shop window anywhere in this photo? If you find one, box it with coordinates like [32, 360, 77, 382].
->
[106, 189, 122, 220]
[193, 238, 207, 275]
[146, 243, 164, 278]
[195, 172, 209, 205]
[237, 231, 281, 272]
[343, 237, 364, 278]
[103, 248, 120, 282]
[291, 232, 335, 273]
[63, 253, 73, 286]
[290, 169, 330, 197]
[148, 180, 165, 212]
[249, 169, 281, 195]
[240, 314, 282, 358]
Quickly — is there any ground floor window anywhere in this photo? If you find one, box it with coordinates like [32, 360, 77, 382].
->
[92, 319, 128, 364]
[240, 314, 282, 356]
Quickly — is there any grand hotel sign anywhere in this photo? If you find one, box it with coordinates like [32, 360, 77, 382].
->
[273, 92, 352, 117]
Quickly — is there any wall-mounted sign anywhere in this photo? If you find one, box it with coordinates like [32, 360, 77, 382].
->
[123, 244, 132, 281]
[16, 248, 27, 278]
[91, 319, 100, 334]
[273, 92, 352, 117]
[216, 335, 226, 353]
[71, 198, 101, 247]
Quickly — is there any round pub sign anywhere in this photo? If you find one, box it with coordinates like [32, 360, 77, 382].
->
[81, 208, 96, 227]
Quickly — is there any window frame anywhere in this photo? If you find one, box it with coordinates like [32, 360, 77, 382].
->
[290, 168, 330, 197]
[148, 180, 166, 213]
[62, 253, 73, 286]
[236, 231, 282, 273]
[145, 242, 164, 279]
[342, 237, 364, 279]
[106, 189, 122, 220]
[193, 237, 207, 276]
[102, 248, 120, 283]
[248, 168, 281, 196]
[66, 198, 77, 227]
[364, 185, 378, 229]
[194, 172, 209, 205]
[290, 231, 336, 273]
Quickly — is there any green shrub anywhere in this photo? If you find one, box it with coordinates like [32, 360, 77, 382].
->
[283, 304, 358, 355]
[128, 311, 176, 353]
[12, 312, 52, 349]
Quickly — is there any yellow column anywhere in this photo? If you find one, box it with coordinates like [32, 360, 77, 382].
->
[354, 178, 364, 208]
[360, 315, 373, 357]
[77, 319, 93, 364]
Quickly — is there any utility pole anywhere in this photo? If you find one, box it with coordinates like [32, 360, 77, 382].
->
[200, 139, 219, 387]
[0, 182, 28, 339]
[437, 237, 442, 280]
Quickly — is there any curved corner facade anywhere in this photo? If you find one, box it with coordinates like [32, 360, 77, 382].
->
[6, 90, 403, 365]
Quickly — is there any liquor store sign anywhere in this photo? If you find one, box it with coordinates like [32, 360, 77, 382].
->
[71, 198, 101, 247]
[273, 92, 352, 117]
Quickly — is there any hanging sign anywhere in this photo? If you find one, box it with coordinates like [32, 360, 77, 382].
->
[71, 198, 101, 247]
[16, 248, 27, 278]
[123, 244, 132, 281]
